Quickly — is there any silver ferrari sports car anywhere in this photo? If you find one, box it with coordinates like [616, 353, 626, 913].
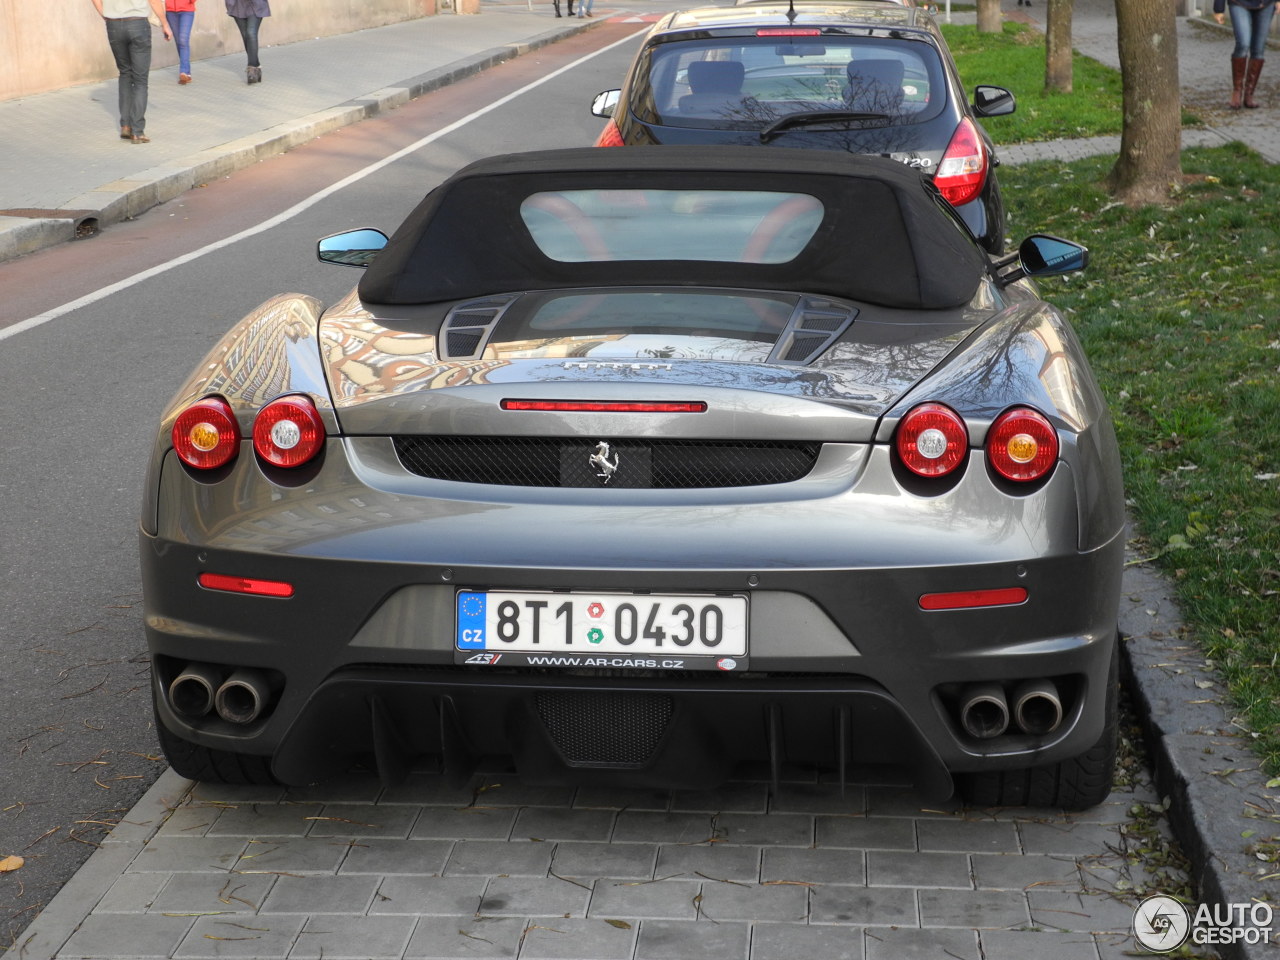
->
[140, 146, 1125, 808]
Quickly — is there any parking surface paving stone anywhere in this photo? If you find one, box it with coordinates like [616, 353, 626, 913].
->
[22, 766, 1209, 959]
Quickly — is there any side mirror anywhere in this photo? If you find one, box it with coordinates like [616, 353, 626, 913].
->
[317, 228, 388, 268]
[1019, 234, 1088, 276]
[591, 89, 621, 119]
[972, 84, 1016, 118]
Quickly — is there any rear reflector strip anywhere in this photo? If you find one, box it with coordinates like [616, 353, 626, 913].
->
[919, 587, 1027, 610]
[501, 400, 707, 413]
[198, 572, 295, 598]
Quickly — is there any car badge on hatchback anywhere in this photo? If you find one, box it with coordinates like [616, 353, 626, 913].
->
[589, 441, 620, 484]
[563, 361, 673, 371]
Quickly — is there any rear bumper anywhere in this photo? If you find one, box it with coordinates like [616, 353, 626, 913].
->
[143, 531, 1123, 791]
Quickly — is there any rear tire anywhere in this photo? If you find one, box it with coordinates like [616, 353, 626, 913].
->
[154, 696, 279, 785]
[959, 635, 1118, 810]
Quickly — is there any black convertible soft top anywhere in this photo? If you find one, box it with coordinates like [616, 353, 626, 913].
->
[358, 146, 989, 310]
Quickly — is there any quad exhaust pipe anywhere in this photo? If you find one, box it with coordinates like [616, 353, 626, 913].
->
[958, 683, 1009, 739]
[168, 663, 222, 719]
[958, 678, 1064, 739]
[168, 663, 274, 725]
[1011, 679, 1063, 736]
[214, 669, 273, 725]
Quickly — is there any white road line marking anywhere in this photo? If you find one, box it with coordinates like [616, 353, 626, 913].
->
[1, 28, 644, 343]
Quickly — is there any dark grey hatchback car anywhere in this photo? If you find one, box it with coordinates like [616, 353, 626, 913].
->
[592, 1, 1016, 251]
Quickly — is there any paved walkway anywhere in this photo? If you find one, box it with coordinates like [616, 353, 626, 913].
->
[996, 0, 1280, 166]
[3, 3, 1279, 959]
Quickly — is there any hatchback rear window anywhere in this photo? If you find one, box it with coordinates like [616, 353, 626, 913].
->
[636, 36, 945, 129]
[519, 188, 824, 264]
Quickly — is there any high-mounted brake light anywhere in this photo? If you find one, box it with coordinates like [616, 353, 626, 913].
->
[252, 395, 326, 468]
[594, 122, 625, 147]
[934, 117, 987, 207]
[198, 572, 294, 598]
[172, 397, 241, 470]
[501, 399, 707, 413]
[756, 27, 821, 35]
[919, 587, 1027, 610]
[986, 407, 1058, 482]
[895, 403, 968, 478]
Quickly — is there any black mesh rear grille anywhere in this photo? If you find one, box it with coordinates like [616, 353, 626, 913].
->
[394, 437, 821, 488]
[536, 691, 673, 766]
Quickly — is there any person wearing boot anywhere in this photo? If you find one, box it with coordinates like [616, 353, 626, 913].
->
[224, 0, 270, 84]
[1214, 0, 1280, 108]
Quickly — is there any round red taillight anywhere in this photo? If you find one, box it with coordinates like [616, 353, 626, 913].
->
[895, 403, 968, 477]
[987, 407, 1058, 482]
[252, 396, 326, 468]
[172, 397, 240, 470]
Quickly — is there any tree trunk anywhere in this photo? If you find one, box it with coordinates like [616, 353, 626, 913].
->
[1107, 0, 1182, 204]
[976, 0, 1003, 34]
[1045, 0, 1073, 93]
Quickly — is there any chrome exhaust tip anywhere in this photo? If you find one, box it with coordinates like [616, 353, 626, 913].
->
[1012, 679, 1063, 736]
[959, 683, 1010, 739]
[214, 668, 272, 725]
[168, 663, 222, 718]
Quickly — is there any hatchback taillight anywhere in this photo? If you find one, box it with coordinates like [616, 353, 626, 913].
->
[172, 397, 240, 470]
[986, 407, 1058, 482]
[252, 396, 326, 468]
[895, 403, 968, 477]
[934, 117, 987, 207]
[594, 121, 624, 147]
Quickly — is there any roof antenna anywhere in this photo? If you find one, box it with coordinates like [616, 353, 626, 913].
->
[787, 0, 797, 23]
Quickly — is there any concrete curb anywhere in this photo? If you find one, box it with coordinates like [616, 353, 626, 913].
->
[0, 21, 599, 265]
[1118, 556, 1280, 960]
[2, 769, 195, 960]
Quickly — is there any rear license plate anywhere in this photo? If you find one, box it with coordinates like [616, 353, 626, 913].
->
[456, 590, 748, 670]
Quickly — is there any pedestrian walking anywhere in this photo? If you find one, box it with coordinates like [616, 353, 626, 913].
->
[1214, 0, 1280, 108]
[225, 0, 270, 84]
[90, 0, 172, 143]
[166, 0, 196, 84]
[576, 0, 594, 18]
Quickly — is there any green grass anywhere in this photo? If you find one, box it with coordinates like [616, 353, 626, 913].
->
[1002, 145, 1280, 773]
[941, 21, 1128, 142]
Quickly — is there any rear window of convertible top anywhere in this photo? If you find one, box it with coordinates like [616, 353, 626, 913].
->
[519, 189, 824, 264]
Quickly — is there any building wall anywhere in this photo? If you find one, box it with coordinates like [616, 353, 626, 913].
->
[0, 0, 481, 102]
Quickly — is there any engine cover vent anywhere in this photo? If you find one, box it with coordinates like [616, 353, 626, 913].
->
[441, 296, 517, 360]
[767, 297, 857, 365]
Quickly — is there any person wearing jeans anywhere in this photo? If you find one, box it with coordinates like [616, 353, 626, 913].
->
[165, 0, 196, 84]
[224, 0, 270, 84]
[1214, 0, 1280, 108]
[90, 0, 171, 142]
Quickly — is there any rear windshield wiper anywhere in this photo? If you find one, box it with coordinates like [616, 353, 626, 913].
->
[760, 110, 890, 143]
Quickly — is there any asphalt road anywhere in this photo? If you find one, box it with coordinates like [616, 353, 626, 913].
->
[0, 25, 644, 947]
